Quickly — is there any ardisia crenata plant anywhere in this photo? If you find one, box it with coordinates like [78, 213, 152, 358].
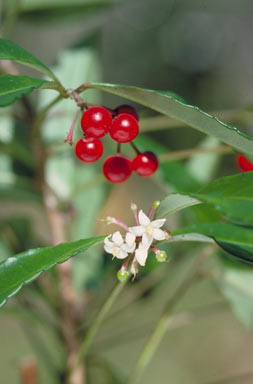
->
[1, 37, 253, 384]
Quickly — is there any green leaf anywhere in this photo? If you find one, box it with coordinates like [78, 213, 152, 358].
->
[167, 233, 214, 244]
[219, 268, 253, 331]
[192, 172, 253, 225]
[0, 236, 105, 307]
[0, 75, 56, 107]
[0, 39, 58, 82]
[155, 193, 201, 219]
[87, 83, 253, 156]
[174, 222, 253, 264]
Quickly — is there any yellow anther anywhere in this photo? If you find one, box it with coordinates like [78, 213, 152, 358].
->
[112, 247, 120, 256]
[145, 225, 154, 235]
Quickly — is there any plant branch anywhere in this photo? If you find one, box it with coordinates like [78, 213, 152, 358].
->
[66, 89, 89, 109]
[29, 92, 86, 384]
[40, 81, 67, 96]
[43, 185, 85, 384]
[70, 281, 126, 376]
[32, 95, 63, 138]
[19, 359, 39, 384]
[74, 82, 91, 94]
[159, 145, 233, 163]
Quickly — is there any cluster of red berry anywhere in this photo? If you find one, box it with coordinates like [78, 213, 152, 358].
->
[74, 105, 158, 183]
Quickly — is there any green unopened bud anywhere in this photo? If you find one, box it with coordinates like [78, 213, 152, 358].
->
[156, 250, 167, 263]
[153, 200, 161, 209]
[117, 269, 129, 283]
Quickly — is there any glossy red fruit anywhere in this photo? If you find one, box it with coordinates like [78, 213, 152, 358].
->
[75, 137, 103, 163]
[114, 104, 139, 121]
[110, 113, 139, 143]
[132, 151, 159, 177]
[237, 154, 253, 172]
[81, 106, 112, 138]
[103, 155, 132, 183]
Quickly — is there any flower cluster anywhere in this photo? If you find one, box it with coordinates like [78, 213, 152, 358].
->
[103, 201, 170, 281]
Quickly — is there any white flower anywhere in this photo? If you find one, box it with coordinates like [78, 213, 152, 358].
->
[104, 231, 136, 259]
[130, 210, 167, 248]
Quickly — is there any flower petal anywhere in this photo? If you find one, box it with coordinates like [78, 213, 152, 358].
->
[117, 249, 128, 259]
[151, 218, 166, 228]
[135, 246, 149, 266]
[131, 259, 138, 278]
[142, 232, 153, 248]
[138, 210, 150, 226]
[104, 245, 113, 254]
[126, 232, 136, 246]
[130, 226, 145, 236]
[122, 243, 136, 253]
[112, 231, 124, 246]
[104, 236, 114, 247]
[153, 228, 167, 241]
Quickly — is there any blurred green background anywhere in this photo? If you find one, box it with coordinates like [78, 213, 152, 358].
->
[1, 0, 253, 383]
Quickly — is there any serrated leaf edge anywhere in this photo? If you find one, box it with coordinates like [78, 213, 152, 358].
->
[0, 236, 105, 308]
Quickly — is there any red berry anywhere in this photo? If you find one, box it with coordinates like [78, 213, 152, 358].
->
[103, 155, 132, 183]
[110, 113, 139, 143]
[114, 104, 139, 121]
[237, 154, 253, 172]
[81, 106, 112, 138]
[132, 151, 159, 177]
[75, 137, 103, 163]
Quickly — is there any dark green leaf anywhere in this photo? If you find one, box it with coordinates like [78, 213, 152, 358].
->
[0, 39, 58, 81]
[174, 222, 253, 264]
[0, 75, 56, 107]
[87, 83, 253, 156]
[192, 172, 253, 225]
[0, 236, 105, 307]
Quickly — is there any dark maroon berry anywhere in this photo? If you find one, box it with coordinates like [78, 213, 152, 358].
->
[114, 104, 139, 121]
[81, 106, 112, 138]
[75, 137, 103, 163]
[103, 155, 132, 183]
[132, 151, 158, 177]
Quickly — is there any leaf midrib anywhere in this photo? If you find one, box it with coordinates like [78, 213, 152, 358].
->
[0, 237, 105, 299]
[0, 81, 45, 97]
